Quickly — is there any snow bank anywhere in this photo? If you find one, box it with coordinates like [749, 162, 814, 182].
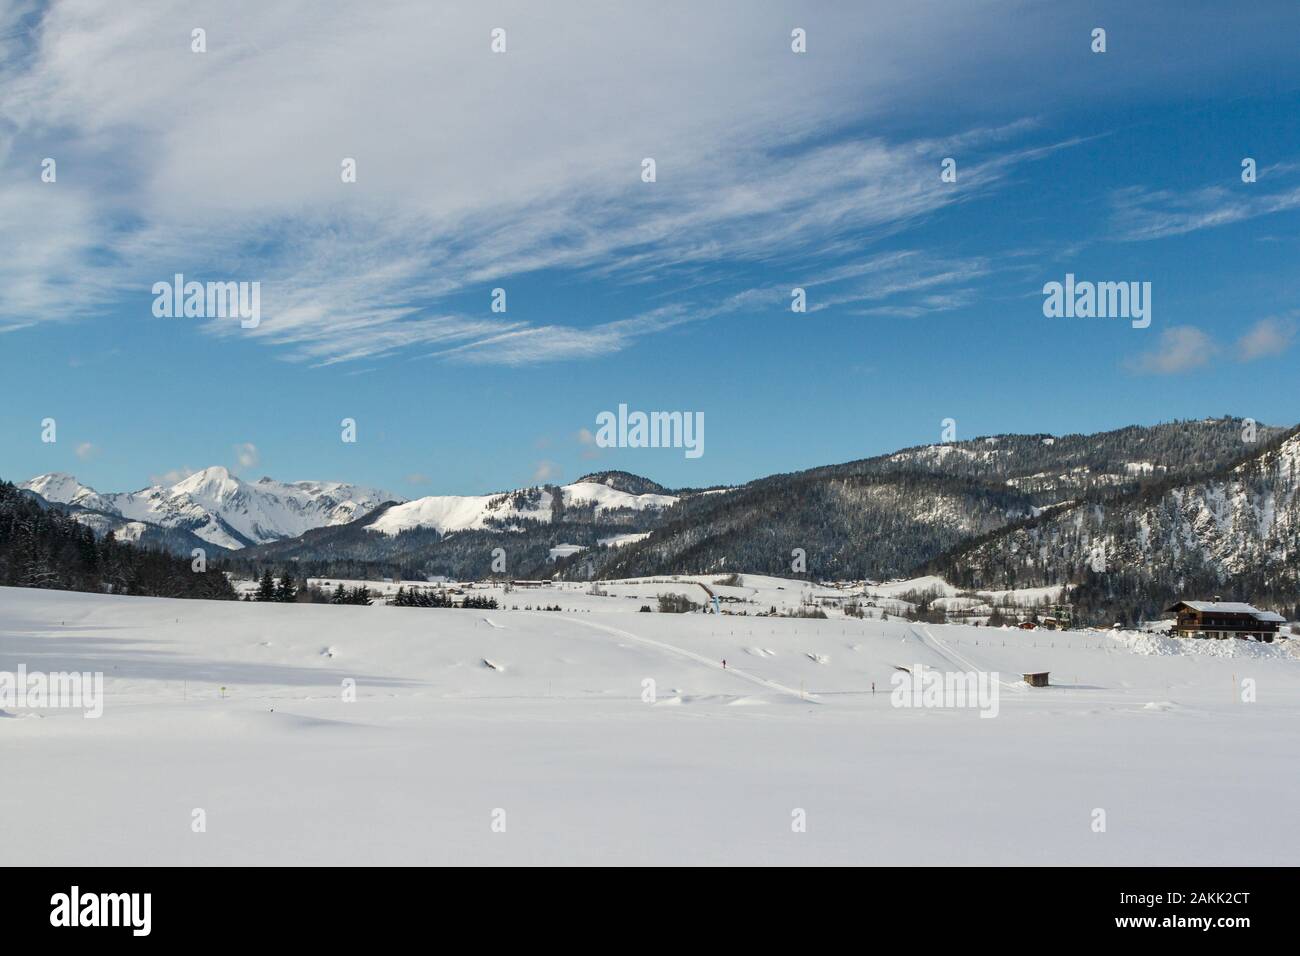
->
[1109, 630, 1296, 659]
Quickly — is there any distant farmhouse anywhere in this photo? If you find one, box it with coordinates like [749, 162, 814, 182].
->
[1038, 604, 1074, 630]
[1165, 600, 1285, 642]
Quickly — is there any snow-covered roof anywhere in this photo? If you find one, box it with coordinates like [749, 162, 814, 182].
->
[1179, 601, 1258, 613]
[1167, 601, 1285, 622]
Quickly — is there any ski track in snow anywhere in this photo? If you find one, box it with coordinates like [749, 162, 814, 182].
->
[909, 625, 1024, 690]
[556, 615, 817, 702]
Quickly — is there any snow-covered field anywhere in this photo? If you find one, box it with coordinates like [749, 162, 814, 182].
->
[3, 582, 1297, 865]
[242, 573, 1084, 625]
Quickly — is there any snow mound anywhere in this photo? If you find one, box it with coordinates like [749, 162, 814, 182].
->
[746, 647, 776, 658]
[807, 653, 830, 664]
[481, 658, 505, 671]
[1112, 631, 1292, 659]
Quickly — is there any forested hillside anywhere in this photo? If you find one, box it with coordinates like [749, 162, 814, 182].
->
[929, 426, 1300, 624]
[0, 481, 236, 600]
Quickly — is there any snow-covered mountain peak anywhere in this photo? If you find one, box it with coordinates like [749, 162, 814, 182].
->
[19, 467, 403, 551]
[20, 472, 96, 503]
[170, 466, 243, 503]
[18, 473, 114, 513]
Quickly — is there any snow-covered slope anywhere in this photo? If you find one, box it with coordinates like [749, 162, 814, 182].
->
[940, 428, 1300, 588]
[367, 481, 677, 536]
[2, 584, 1296, 865]
[20, 467, 400, 550]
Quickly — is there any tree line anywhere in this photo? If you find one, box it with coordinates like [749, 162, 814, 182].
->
[390, 587, 498, 609]
[247, 569, 376, 605]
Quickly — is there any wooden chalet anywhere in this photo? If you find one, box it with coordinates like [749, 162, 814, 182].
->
[1165, 600, 1285, 642]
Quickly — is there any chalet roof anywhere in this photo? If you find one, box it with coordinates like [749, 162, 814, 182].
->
[1165, 600, 1285, 622]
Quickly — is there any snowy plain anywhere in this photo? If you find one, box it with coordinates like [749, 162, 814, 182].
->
[2, 579, 1297, 866]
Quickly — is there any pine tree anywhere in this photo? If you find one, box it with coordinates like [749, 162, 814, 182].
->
[276, 571, 297, 603]
[256, 568, 277, 601]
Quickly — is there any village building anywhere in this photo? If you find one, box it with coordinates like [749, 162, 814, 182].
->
[1164, 600, 1285, 642]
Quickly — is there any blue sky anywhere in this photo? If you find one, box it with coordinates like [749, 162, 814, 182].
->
[2, 1, 1300, 496]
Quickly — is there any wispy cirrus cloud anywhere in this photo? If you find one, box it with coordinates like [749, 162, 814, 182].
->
[0, 0, 1096, 368]
[806, 251, 994, 317]
[1109, 163, 1300, 242]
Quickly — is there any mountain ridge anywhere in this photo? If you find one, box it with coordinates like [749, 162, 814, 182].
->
[562, 416, 1286, 582]
[18, 416, 1293, 623]
[19, 466, 401, 551]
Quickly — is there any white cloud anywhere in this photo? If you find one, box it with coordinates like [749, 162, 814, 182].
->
[576, 427, 603, 461]
[74, 441, 97, 460]
[1128, 318, 1296, 375]
[1236, 316, 1296, 362]
[1128, 326, 1215, 375]
[532, 460, 560, 483]
[233, 442, 259, 469]
[149, 467, 197, 486]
